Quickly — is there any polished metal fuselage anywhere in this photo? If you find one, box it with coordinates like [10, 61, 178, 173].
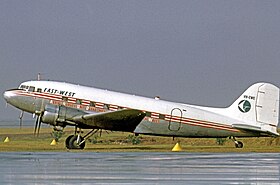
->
[3, 81, 261, 138]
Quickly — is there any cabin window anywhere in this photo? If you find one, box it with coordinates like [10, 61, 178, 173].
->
[90, 101, 95, 107]
[28, 86, 35, 92]
[145, 112, 151, 117]
[159, 114, 165, 119]
[104, 104, 109, 110]
[76, 99, 82, 105]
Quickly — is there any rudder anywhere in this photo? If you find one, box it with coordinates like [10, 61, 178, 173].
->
[227, 83, 279, 135]
[256, 83, 279, 127]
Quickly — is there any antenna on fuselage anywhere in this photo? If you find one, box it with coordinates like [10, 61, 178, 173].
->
[37, 73, 41, 81]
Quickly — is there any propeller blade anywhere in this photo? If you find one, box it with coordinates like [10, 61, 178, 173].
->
[37, 116, 42, 137]
[34, 116, 39, 136]
[19, 111, 24, 129]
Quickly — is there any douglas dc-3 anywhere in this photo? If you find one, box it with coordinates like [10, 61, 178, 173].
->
[3, 80, 279, 149]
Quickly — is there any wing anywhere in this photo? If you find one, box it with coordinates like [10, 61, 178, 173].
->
[73, 109, 146, 132]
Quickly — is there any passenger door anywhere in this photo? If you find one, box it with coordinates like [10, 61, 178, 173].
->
[168, 108, 182, 131]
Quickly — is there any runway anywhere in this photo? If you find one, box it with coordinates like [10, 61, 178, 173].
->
[0, 152, 279, 184]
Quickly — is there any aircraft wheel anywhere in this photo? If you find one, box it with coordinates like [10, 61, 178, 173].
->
[235, 141, 243, 148]
[67, 135, 85, 150]
[65, 135, 74, 149]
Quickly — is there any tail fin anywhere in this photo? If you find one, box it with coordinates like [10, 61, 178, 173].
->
[227, 83, 279, 136]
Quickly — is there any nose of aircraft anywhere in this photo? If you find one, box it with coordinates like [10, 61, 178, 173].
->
[3, 90, 15, 103]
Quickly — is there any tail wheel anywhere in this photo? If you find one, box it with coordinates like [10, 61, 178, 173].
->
[66, 135, 85, 150]
[230, 136, 244, 149]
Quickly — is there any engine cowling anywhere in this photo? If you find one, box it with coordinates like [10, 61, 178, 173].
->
[40, 104, 86, 126]
[41, 104, 59, 125]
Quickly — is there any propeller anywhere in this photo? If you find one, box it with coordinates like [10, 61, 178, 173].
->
[19, 111, 24, 129]
[34, 113, 43, 137]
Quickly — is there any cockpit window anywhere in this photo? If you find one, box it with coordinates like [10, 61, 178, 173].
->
[28, 86, 35, 92]
[19, 85, 29, 91]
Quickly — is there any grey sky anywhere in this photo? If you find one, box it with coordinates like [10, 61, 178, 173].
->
[1, 0, 280, 121]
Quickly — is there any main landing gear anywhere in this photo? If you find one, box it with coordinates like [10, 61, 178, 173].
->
[65, 128, 99, 150]
[230, 136, 244, 148]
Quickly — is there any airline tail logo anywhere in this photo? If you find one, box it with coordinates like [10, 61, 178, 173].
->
[238, 100, 251, 113]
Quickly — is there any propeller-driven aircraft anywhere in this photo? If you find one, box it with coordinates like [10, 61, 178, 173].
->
[3, 80, 279, 149]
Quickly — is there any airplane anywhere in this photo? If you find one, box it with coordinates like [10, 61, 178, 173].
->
[3, 80, 279, 150]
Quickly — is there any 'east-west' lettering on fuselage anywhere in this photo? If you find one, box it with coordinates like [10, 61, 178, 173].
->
[43, 88, 76, 97]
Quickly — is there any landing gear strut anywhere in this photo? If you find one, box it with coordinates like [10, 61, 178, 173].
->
[65, 128, 99, 150]
[230, 136, 243, 148]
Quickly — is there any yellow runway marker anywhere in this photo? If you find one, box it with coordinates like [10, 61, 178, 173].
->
[50, 139, 57, 145]
[3, 137, 10, 143]
[172, 143, 182, 152]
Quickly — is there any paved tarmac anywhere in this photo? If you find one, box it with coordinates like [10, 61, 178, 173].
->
[0, 152, 279, 184]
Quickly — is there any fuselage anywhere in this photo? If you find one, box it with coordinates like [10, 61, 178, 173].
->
[4, 80, 258, 138]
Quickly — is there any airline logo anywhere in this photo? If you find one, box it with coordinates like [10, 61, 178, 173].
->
[43, 88, 76, 97]
[238, 100, 251, 113]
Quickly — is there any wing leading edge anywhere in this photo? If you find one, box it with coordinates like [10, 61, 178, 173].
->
[73, 109, 146, 132]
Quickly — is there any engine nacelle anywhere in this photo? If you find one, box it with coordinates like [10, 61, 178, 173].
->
[41, 104, 86, 126]
[41, 104, 59, 125]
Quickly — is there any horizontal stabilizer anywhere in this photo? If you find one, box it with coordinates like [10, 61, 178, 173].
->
[232, 124, 279, 137]
[73, 109, 146, 132]
[232, 124, 262, 132]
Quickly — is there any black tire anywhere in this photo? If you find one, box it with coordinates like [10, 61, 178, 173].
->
[235, 141, 243, 148]
[65, 135, 75, 149]
[68, 135, 85, 150]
